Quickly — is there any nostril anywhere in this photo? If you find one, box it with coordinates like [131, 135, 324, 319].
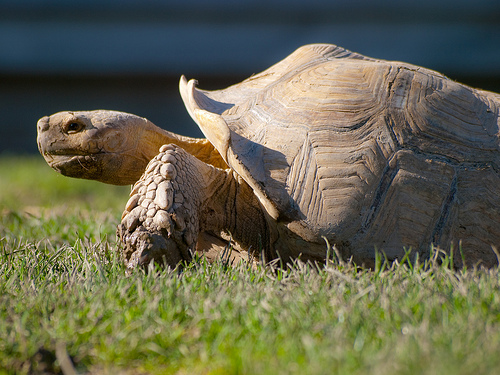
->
[37, 116, 50, 132]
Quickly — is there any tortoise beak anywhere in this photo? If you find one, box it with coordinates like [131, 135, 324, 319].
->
[36, 116, 51, 156]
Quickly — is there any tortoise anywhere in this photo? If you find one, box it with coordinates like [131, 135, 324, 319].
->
[37, 43, 500, 269]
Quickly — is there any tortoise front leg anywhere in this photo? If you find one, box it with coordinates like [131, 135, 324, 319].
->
[118, 144, 267, 269]
[118, 144, 202, 268]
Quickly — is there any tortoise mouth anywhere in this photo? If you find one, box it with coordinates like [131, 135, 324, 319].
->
[42, 150, 138, 185]
[44, 153, 105, 181]
[44, 149, 98, 156]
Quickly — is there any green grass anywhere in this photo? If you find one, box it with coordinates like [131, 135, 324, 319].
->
[1, 156, 500, 375]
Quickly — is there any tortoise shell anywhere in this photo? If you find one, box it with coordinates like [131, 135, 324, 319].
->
[180, 44, 500, 266]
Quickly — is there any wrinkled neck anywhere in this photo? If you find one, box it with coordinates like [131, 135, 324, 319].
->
[137, 119, 228, 169]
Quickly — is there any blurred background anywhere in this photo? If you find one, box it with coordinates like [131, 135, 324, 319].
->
[1, 0, 499, 155]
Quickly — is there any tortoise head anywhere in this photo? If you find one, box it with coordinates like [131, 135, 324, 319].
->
[37, 110, 159, 185]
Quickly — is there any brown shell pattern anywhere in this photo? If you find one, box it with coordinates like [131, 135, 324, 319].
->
[185, 44, 500, 266]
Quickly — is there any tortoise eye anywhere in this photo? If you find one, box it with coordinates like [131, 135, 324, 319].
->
[65, 122, 83, 134]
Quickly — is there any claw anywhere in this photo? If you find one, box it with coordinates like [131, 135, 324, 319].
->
[153, 210, 173, 234]
[124, 228, 186, 269]
[124, 206, 145, 232]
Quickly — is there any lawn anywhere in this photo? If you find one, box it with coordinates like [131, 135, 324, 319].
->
[1, 156, 500, 375]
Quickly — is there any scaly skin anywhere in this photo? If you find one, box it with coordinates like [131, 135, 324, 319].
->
[118, 144, 269, 269]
